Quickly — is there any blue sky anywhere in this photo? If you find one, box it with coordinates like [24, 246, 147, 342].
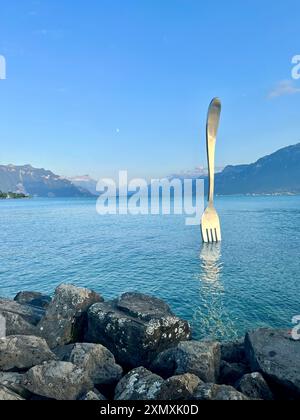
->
[0, 0, 300, 179]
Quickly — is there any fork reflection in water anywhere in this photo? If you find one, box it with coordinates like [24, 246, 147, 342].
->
[193, 243, 238, 341]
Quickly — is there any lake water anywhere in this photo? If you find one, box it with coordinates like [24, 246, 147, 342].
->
[1, 196, 299, 340]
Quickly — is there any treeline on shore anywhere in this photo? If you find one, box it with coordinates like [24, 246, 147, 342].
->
[0, 191, 29, 199]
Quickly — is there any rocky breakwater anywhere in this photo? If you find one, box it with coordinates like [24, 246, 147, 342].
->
[0, 283, 299, 400]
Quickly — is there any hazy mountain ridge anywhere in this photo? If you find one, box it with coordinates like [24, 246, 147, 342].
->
[214, 143, 300, 195]
[67, 175, 98, 195]
[1, 143, 299, 198]
[0, 165, 93, 197]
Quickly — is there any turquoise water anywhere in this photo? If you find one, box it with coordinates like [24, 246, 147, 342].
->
[1, 196, 299, 340]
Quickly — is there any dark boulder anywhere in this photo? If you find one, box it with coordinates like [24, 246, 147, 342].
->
[0, 372, 31, 399]
[85, 293, 191, 368]
[0, 311, 37, 336]
[115, 367, 164, 400]
[38, 284, 103, 349]
[221, 338, 246, 363]
[0, 298, 44, 336]
[194, 383, 249, 400]
[219, 360, 250, 386]
[150, 340, 221, 382]
[0, 335, 56, 371]
[14, 291, 51, 309]
[245, 328, 300, 399]
[23, 361, 92, 400]
[236, 372, 274, 400]
[79, 389, 106, 400]
[0, 385, 24, 400]
[54, 342, 122, 386]
[157, 373, 202, 400]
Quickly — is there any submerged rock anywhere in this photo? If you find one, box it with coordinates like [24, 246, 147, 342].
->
[0, 335, 56, 371]
[194, 383, 249, 400]
[14, 291, 51, 309]
[54, 343, 122, 386]
[151, 340, 221, 382]
[236, 372, 274, 400]
[245, 328, 300, 398]
[23, 361, 92, 400]
[115, 367, 164, 400]
[0, 385, 24, 400]
[85, 292, 190, 368]
[38, 284, 103, 349]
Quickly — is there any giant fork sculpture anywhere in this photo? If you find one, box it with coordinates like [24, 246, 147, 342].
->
[201, 98, 222, 243]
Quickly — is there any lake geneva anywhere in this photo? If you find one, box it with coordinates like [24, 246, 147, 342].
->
[1, 196, 299, 340]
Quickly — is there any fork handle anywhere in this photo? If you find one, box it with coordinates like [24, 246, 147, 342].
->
[206, 98, 221, 204]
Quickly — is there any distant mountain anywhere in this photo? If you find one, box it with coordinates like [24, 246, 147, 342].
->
[67, 175, 98, 195]
[214, 143, 300, 195]
[2, 143, 298, 198]
[0, 165, 93, 197]
[170, 166, 224, 180]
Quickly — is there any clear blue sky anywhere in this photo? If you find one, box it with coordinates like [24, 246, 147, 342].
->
[0, 0, 299, 179]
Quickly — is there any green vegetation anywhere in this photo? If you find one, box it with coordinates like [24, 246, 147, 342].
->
[0, 191, 29, 199]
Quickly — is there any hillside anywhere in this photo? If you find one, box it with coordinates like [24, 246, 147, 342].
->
[67, 175, 98, 195]
[0, 165, 92, 197]
[214, 143, 300, 195]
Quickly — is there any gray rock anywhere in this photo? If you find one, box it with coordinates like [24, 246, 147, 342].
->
[52, 344, 74, 360]
[0, 372, 31, 399]
[157, 373, 202, 400]
[221, 338, 246, 363]
[245, 328, 300, 398]
[80, 390, 106, 400]
[0, 335, 56, 371]
[0, 297, 44, 326]
[194, 383, 249, 400]
[151, 340, 221, 382]
[38, 284, 103, 348]
[0, 311, 38, 336]
[0, 385, 24, 400]
[236, 372, 274, 400]
[85, 292, 191, 368]
[23, 361, 93, 400]
[14, 291, 51, 309]
[55, 343, 122, 386]
[219, 361, 250, 386]
[115, 367, 164, 400]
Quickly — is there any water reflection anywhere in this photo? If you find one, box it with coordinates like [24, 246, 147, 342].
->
[193, 243, 238, 341]
[200, 243, 223, 285]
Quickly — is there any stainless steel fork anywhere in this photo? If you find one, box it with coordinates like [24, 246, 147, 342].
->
[201, 98, 222, 243]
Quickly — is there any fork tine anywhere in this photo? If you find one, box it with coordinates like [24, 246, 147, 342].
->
[211, 229, 216, 242]
[201, 227, 208, 243]
[207, 229, 212, 243]
[214, 228, 218, 242]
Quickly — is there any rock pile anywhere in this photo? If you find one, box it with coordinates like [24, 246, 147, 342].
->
[0, 283, 299, 400]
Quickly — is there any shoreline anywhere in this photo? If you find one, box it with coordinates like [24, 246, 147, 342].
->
[0, 283, 299, 401]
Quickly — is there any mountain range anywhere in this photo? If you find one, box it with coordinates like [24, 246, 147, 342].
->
[0, 143, 299, 197]
[171, 143, 300, 195]
[214, 142, 300, 195]
[0, 165, 92, 197]
[66, 175, 98, 195]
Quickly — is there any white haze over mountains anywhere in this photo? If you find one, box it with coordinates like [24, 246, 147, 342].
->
[66, 175, 98, 195]
[168, 166, 224, 180]
[68, 166, 225, 194]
